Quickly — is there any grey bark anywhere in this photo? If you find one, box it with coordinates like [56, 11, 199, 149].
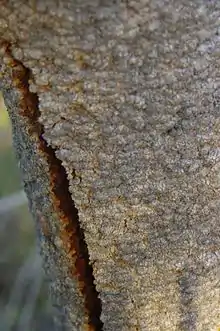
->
[0, 1, 220, 330]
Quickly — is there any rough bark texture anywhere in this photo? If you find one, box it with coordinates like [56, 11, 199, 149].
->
[0, 1, 220, 330]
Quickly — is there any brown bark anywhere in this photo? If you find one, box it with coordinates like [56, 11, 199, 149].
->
[0, 1, 220, 330]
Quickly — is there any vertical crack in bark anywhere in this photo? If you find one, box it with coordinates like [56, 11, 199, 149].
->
[177, 267, 197, 331]
[2, 41, 103, 331]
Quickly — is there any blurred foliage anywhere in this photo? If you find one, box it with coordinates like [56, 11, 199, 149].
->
[0, 92, 21, 196]
[0, 91, 9, 128]
[0, 148, 22, 197]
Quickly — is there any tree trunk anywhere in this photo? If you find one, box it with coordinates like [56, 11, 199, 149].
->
[0, 1, 220, 330]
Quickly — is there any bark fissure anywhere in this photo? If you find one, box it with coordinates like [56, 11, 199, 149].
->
[2, 41, 103, 331]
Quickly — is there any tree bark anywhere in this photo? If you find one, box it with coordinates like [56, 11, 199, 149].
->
[0, 1, 220, 330]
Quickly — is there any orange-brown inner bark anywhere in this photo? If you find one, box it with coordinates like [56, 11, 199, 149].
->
[2, 41, 103, 331]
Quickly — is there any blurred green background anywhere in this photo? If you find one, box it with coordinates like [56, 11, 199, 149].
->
[0, 92, 54, 331]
